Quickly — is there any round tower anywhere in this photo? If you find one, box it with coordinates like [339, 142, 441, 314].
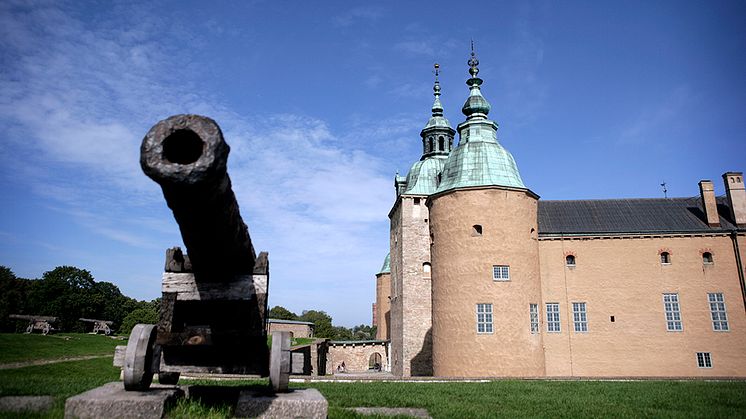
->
[428, 48, 545, 377]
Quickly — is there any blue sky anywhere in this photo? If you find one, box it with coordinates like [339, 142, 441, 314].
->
[1, 0, 745, 326]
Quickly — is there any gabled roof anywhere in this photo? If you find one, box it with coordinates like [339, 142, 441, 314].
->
[538, 196, 738, 236]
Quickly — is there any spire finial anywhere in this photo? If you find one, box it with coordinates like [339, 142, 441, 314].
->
[430, 63, 444, 116]
[468, 40, 479, 77]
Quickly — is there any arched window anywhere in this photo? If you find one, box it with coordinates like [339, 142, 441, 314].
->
[660, 252, 671, 264]
[439, 136, 445, 151]
[422, 262, 431, 275]
[702, 252, 714, 264]
[566, 255, 576, 266]
[472, 225, 483, 236]
[428, 137, 434, 152]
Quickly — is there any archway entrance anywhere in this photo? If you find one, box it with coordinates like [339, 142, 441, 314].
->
[369, 352, 382, 371]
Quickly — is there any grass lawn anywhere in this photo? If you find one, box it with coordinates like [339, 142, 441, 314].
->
[1, 333, 745, 417]
[0, 333, 123, 364]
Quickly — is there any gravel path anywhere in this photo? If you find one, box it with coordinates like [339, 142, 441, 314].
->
[0, 355, 110, 370]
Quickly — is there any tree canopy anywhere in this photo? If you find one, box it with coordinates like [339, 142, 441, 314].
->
[0, 265, 156, 334]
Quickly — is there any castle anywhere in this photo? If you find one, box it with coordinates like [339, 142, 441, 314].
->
[373, 51, 746, 378]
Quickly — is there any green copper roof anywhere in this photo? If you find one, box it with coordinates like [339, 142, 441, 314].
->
[378, 253, 390, 274]
[436, 139, 524, 192]
[404, 155, 448, 195]
[435, 48, 525, 194]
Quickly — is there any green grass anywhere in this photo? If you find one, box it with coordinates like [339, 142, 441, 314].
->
[1, 333, 744, 418]
[0, 333, 123, 364]
[0, 357, 120, 418]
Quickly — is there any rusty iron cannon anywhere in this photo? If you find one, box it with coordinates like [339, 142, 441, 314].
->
[123, 114, 289, 392]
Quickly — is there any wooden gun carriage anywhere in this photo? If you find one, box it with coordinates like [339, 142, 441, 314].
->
[79, 318, 113, 335]
[9, 314, 57, 335]
[123, 114, 289, 392]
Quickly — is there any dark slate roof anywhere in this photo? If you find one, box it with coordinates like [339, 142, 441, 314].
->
[538, 196, 738, 235]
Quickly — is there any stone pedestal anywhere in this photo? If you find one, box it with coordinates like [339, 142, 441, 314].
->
[64, 382, 183, 419]
[235, 388, 327, 418]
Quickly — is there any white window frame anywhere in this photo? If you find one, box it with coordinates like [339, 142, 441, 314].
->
[708, 293, 729, 331]
[492, 265, 510, 281]
[546, 303, 561, 332]
[572, 302, 588, 332]
[663, 293, 683, 331]
[696, 352, 712, 368]
[476, 303, 493, 334]
[529, 303, 539, 334]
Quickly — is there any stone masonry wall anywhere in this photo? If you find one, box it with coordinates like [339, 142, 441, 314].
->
[326, 342, 389, 374]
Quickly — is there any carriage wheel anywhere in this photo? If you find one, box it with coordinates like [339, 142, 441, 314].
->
[123, 324, 157, 391]
[269, 331, 291, 392]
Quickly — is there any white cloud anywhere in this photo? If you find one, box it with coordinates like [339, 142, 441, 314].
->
[618, 85, 692, 145]
[0, 1, 392, 325]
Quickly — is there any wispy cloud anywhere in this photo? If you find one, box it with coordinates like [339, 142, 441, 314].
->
[618, 85, 692, 145]
[0, 1, 391, 324]
[333, 6, 384, 27]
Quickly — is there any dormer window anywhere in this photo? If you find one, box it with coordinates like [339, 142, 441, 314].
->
[565, 255, 576, 267]
[660, 252, 671, 264]
[703, 252, 714, 264]
[472, 225, 483, 236]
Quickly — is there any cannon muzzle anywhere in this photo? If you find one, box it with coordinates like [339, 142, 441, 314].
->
[141, 114, 255, 280]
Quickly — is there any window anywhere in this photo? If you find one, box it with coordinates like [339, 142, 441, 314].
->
[529, 304, 539, 334]
[413, 198, 421, 205]
[565, 255, 576, 266]
[696, 352, 712, 368]
[472, 224, 483, 236]
[663, 293, 682, 331]
[476, 303, 493, 334]
[660, 252, 671, 264]
[702, 252, 713, 264]
[492, 265, 510, 281]
[428, 137, 433, 152]
[546, 303, 560, 332]
[439, 136, 445, 151]
[572, 302, 588, 332]
[708, 293, 729, 331]
[422, 262, 431, 275]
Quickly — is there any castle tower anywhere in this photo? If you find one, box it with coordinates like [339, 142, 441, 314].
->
[428, 48, 546, 377]
[374, 253, 391, 340]
[389, 64, 456, 377]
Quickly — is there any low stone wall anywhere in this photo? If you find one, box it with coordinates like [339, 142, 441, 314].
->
[326, 341, 389, 374]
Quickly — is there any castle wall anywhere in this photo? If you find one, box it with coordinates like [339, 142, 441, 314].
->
[389, 196, 433, 377]
[539, 233, 746, 377]
[375, 272, 391, 340]
[326, 341, 389, 374]
[429, 188, 545, 377]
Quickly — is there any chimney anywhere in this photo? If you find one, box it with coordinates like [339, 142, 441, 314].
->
[699, 180, 720, 227]
[723, 172, 746, 227]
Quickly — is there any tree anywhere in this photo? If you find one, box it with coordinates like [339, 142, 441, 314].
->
[269, 305, 298, 320]
[119, 307, 158, 335]
[299, 310, 334, 338]
[0, 266, 29, 332]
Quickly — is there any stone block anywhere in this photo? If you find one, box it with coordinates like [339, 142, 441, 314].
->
[0, 396, 54, 413]
[64, 382, 183, 419]
[234, 388, 327, 418]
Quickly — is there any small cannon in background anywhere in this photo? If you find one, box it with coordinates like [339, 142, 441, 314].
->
[123, 114, 289, 391]
[79, 318, 113, 335]
[9, 314, 57, 335]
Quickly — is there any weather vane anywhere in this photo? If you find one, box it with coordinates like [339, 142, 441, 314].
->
[661, 181, 668, 198]
[468, 40, 479, 75]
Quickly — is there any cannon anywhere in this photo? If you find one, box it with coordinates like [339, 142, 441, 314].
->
[9, 314, 57, 335]
[123, 114, 289, 391]
[79, 318, 113, 335]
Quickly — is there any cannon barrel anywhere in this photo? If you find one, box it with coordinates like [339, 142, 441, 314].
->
[140, 114, 255, 280]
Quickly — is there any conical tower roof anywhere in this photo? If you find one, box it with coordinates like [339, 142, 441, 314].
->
[436, 46, 525, 194]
